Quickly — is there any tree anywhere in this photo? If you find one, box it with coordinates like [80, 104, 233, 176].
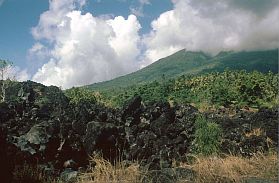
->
[0, 59, 14, 102]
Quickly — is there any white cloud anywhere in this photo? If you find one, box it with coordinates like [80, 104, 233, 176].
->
[27, 43, 51, 75]
[142, 0, 279, 66]
[28, 43, 50, 60]
[15, 68, 30, 82]
[107, 15, 141, 65]
[31, 0, 141, 89]
[29, 0, 279, 88]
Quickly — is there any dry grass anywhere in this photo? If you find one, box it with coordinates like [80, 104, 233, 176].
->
[244, 128, 274, 149]
[245, 128, 264, 137]
[180, 152, 278, 183]
[77, 152, 278, 183]
[78, 154, 146, 183]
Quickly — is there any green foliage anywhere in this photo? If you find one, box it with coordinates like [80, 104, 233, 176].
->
[96, 70, 279, 109]
[193, 115, 222, 156]
[88, 49, 278, 90]
[65, 87, 96, 105]
[173, 70, 279, 108]
[33, 85, 68, 111]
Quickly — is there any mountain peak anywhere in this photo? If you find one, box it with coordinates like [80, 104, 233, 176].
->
[87, 49, 278, 90]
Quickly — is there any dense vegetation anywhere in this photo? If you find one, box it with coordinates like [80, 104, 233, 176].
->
[87, 49, 278, 90]
[64, 87, 97, 105]
[81, 70, 278, 110]
[193, 115, 222, 156]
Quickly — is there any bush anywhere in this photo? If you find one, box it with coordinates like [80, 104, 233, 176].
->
[193, 115, 222, 156]
[95, 71, 279, 109]
[65, 87, 96, 105]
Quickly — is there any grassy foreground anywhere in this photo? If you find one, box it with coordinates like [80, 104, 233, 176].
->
[186, 152, 278, 183]
[77, 152, 278, 183]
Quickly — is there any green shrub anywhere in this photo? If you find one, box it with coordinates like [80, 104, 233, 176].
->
[65, 87, 96, 105]
[95, 71, 279, 109]
[193, 115, 222, 156]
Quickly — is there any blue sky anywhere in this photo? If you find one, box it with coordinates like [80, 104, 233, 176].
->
[0, 0, 278, 88]
[0, 0, 172, 69]
[0, 0, 48, 68]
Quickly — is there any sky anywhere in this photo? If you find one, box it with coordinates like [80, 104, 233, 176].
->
[0, 0, 278, 88]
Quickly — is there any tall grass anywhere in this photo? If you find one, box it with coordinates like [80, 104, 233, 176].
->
[78, 154, 146, 183]
[78, 152, 278, 183]
[182, 152, 278, 183]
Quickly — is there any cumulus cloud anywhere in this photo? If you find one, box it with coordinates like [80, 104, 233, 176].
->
[31, 0, 86, 42]
[31, 0, 141, 88]
[30, 0, 279, 88]
[28, 43, 50, 61]
[142, 0, 279, 66]
[14, 68, 30, 82]
[227, 0, 279, 16]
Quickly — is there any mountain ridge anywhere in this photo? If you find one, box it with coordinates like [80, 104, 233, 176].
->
[86, 49, 278, 90]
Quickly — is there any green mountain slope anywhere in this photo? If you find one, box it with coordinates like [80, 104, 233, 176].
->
[203, 49, 278, 73]
[87, 49, 278, 90]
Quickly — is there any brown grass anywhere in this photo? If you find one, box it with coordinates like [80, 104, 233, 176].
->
[78, 154, 146, 183]
[180, 152, 278, 183]
[245, 128, 264, 137]
[78, 152, 278, 183]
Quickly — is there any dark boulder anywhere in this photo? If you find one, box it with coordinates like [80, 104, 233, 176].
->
[83, 121, 123, 160]
[0, 102, 14, 123]
[123, 96, 142, 117]
[72, 120, 87, 135]
[15, 121, 60, 155]
[126, 102, 198, 166]
[60, 168, 78, 183]
[0, 127, 13, 183]
[122, 96, 142, 125]
[212, 107, 279, 156]
[54, 136, 88, 170]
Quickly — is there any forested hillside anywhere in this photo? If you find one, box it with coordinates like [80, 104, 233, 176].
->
[88, 70, 278, 110]
[88, 49, 278, 90]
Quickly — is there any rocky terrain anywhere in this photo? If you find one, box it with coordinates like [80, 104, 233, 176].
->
[0, 81, 277, 182]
